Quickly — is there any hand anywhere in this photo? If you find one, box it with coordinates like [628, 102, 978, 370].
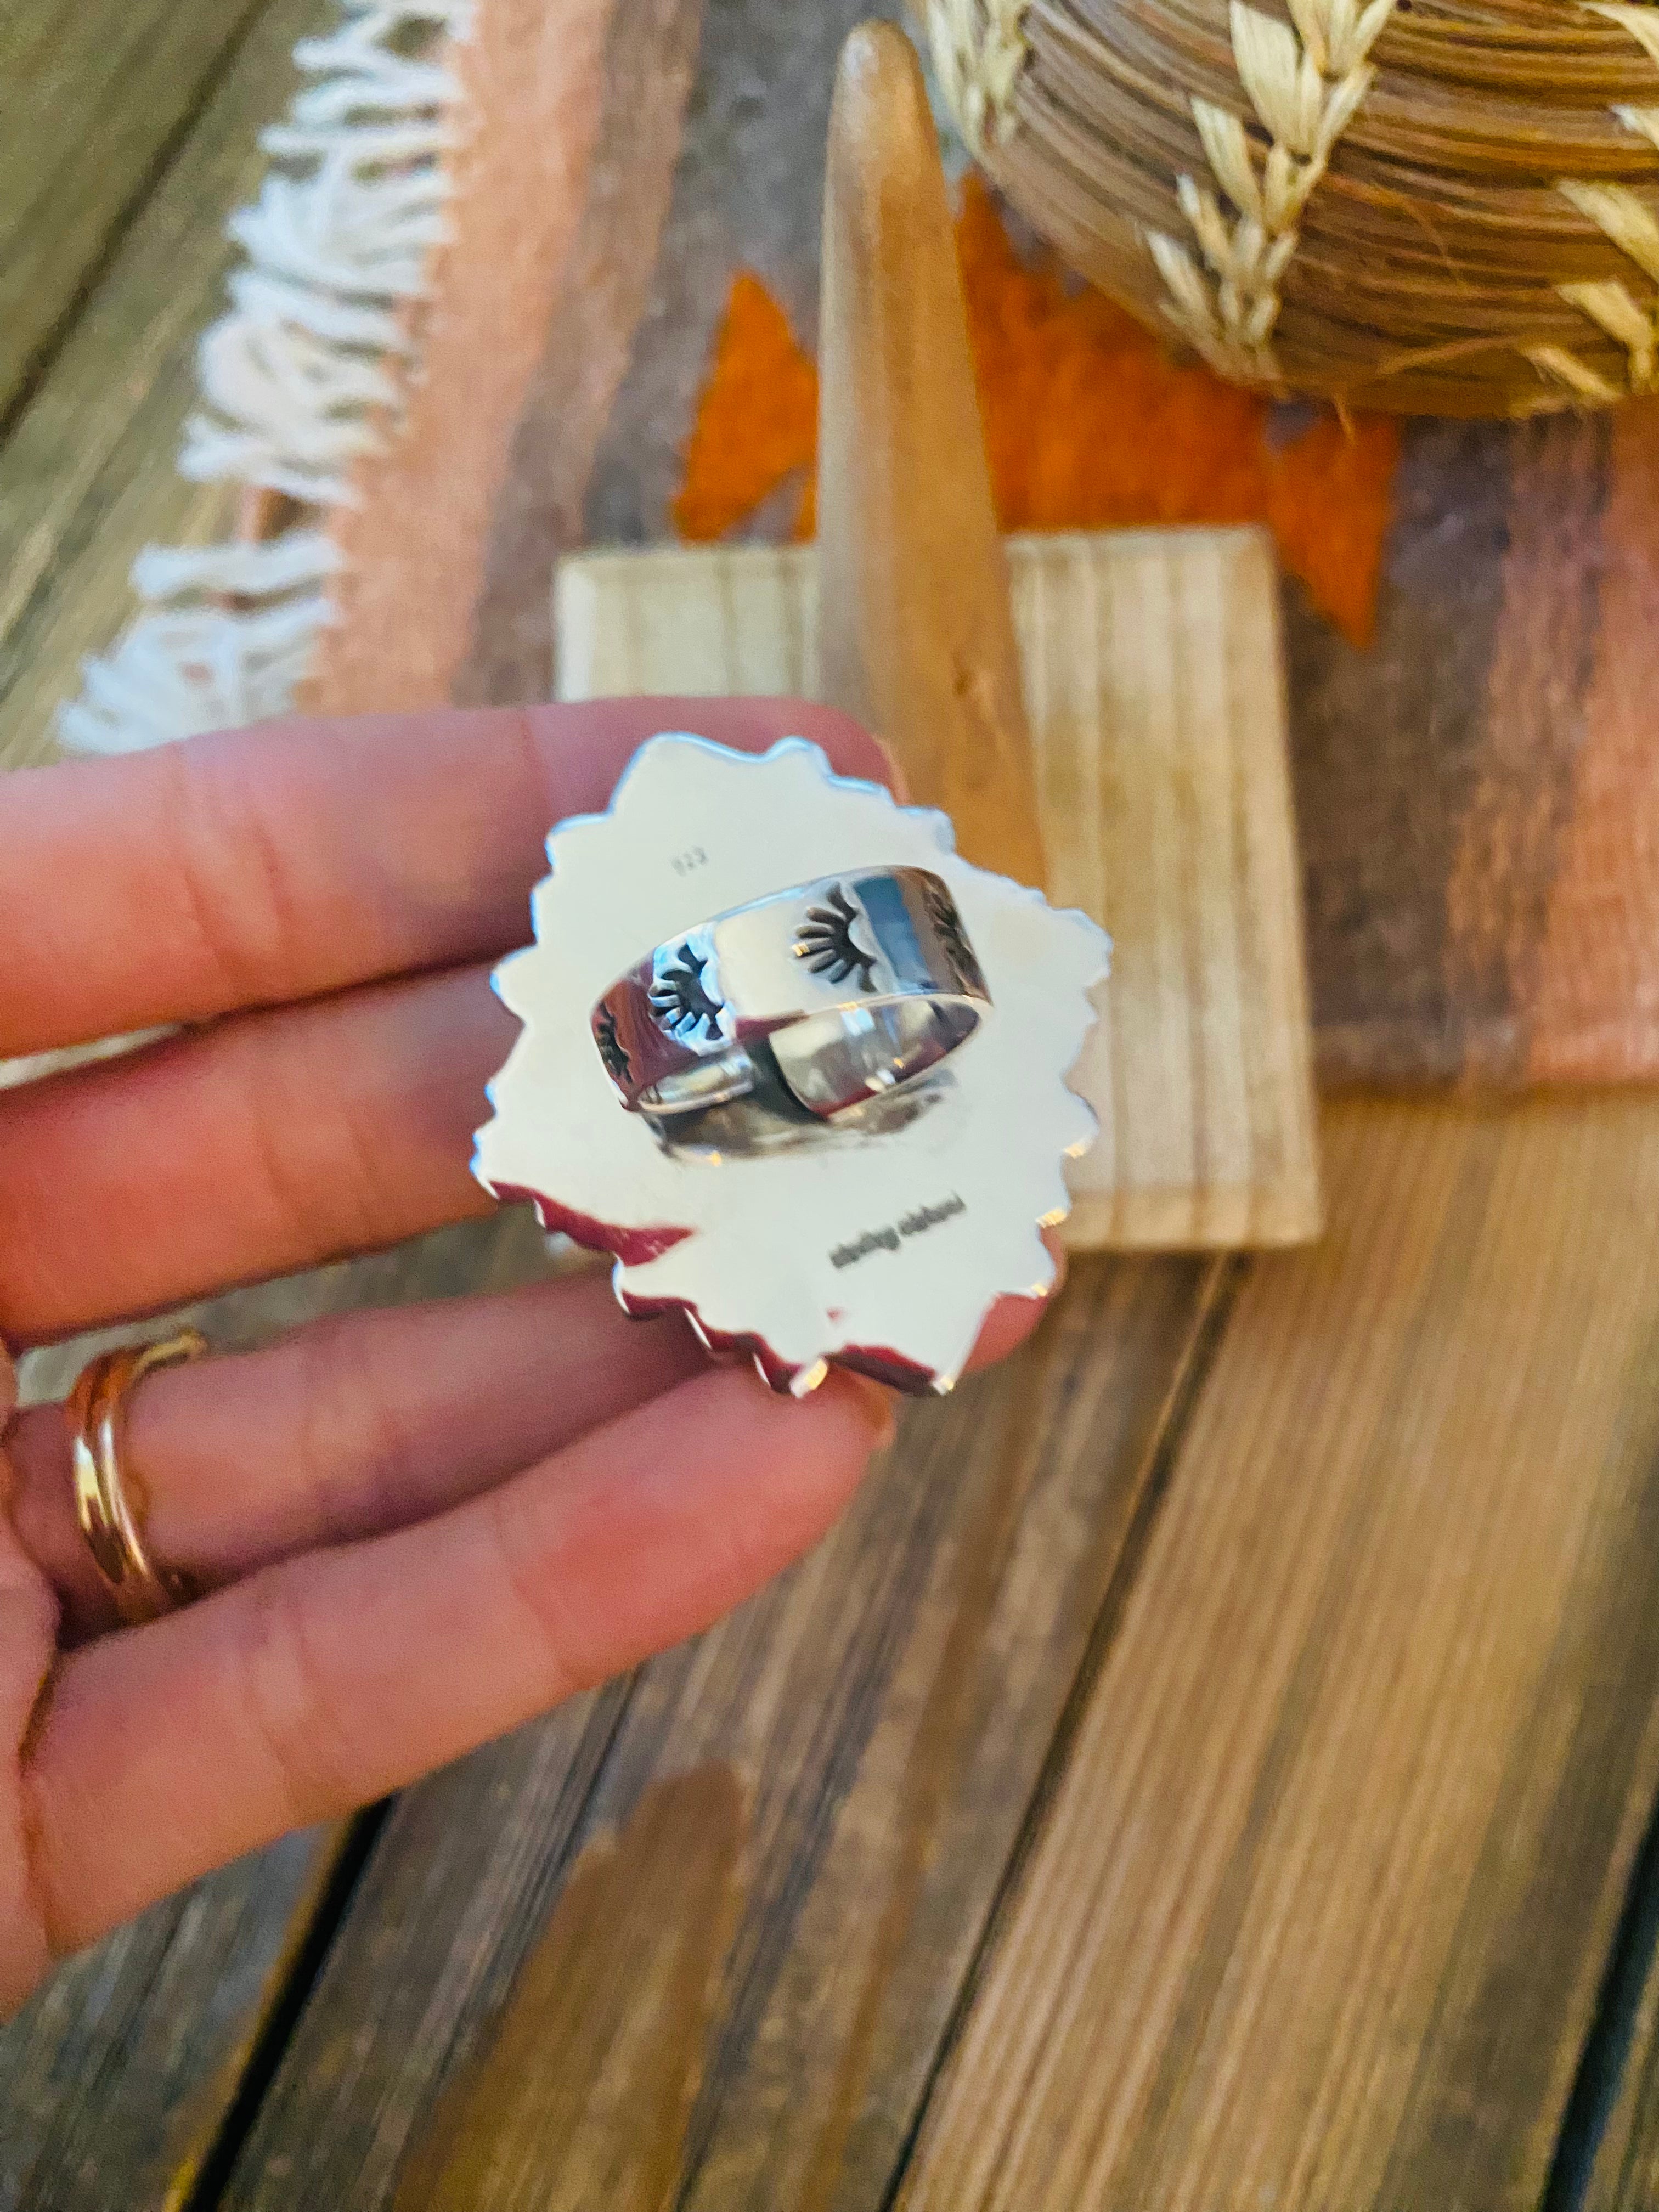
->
[0, 701, 1044, 2017]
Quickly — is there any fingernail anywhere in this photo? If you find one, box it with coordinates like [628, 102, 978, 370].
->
[837, 1372, 899, 1453]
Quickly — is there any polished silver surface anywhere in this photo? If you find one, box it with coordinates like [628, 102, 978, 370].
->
[474, 734, 1110, 1397]
[591, 866, 990, 1121]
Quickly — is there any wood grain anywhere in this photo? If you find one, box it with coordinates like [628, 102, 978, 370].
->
[1583, 1871, 1659, 2212]
[390, 1768, 748, 2211]
[816, 21, 1045, 888]
[895, 1095, 1659, 2212]
[212, 1255, 1223, 2209]
[555, 533, 1321, 1250]
[0, 1827, 337, 2212]
[0, 0, 337, 778]
[0, 0, 275, 426]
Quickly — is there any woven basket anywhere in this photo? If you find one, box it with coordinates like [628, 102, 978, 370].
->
[926, 0, 1659, 415]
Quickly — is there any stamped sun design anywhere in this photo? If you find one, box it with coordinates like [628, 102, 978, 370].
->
[592, 1001, 631, 1084]
[795, 883, 877, 991]
[919, 873, 988, 998]
[649, 943, 724, 1041]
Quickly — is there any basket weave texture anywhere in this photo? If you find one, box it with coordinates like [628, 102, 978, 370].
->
[928, 0, 1659, 415]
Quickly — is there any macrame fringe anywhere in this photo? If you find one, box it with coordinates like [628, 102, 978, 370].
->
[59, 0, 471, 757]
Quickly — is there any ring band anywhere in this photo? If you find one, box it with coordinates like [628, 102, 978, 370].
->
[592, 866, 990, 1122]
[69, 1327, 207, 1625]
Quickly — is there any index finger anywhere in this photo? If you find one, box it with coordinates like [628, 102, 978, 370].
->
[0, 701, 893, 1058]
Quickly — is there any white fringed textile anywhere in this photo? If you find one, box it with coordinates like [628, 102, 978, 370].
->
[60, 0, 470, 757]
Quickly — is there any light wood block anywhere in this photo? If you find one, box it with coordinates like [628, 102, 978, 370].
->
[554, 530, 1322, 1250]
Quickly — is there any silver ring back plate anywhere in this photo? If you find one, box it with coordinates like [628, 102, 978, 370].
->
[473, 734, 1110, 1397]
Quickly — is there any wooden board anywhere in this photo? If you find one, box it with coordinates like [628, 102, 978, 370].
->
[173, 1094, 1659, 2212]
[0, 0, 337, 780]
[894, 1096, 1659, 2212]
[0, 1827, 338, 2212]
[208, 1254, 1223, 2208]
[0, 0, 280, 426]
[1582, 1842, 1659, 2212]
[555, 534, 1322, 1251]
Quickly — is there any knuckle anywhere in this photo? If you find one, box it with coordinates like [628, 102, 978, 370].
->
[234, 1568, 359, 1827]
[234, 1005, 392, 1261]
[287, 1315, 414, 1548]
[486, 1482, 589, 1700]
[164, 739, 302, 1010]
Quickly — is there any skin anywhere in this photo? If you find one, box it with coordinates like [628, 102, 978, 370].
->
[0, 699, 1047, 2017]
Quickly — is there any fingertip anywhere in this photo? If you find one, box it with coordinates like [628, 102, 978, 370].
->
[527, 698, 901, 807]
[966, 1234, 1066, 1373]
[738, 699, 904, 799]
[681, 1362, 888, 1579]
[822, 1368, 899, 1456]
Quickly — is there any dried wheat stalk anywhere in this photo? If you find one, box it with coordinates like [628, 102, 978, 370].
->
[927, 0, 1659, 414]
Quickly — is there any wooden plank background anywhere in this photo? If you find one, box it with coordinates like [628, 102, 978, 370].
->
[213, 1251, 1225, 2208]
[898, 1101, 1659, 2212]
[0, 1829, 336, 2212]
[1583, 1821, 1659, 2212]
[0, 0, 279, 426]
[0, 0, 337, 778]
[195, 1098, 1659, 2212]
[7, 0, 1659, 2205]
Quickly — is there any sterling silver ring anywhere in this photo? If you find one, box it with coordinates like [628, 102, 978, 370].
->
[475, 732, 1109, 1396]
[591, 866, 991, 1121]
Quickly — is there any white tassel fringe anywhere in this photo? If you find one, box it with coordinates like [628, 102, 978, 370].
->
[59, 0, 471, 757]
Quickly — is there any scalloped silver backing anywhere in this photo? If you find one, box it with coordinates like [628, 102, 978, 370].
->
[473, 734, 1110, 1395]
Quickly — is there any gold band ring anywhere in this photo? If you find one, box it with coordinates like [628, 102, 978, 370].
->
[69, 1327, 207, 1626]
